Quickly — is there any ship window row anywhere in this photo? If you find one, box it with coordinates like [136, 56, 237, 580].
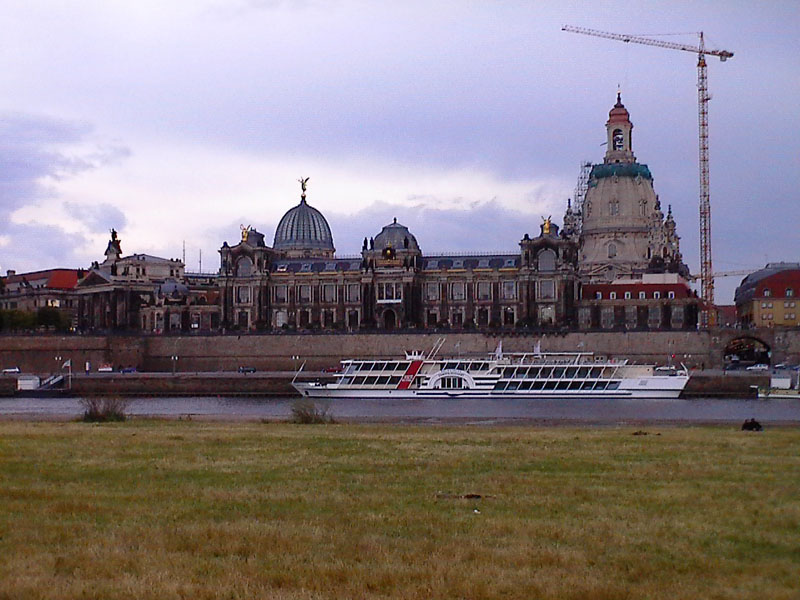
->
[501, 366, 614, 379]
[350, 362, 406, 372]
[441, 362, 490, 371]
[340, 376, 402, 386]
[493, 380, 621, 391]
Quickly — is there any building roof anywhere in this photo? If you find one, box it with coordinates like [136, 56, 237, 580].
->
[734, 262, 800, 305]
[373, 218, 420, 253]
[423, 255, 520, 271]
[271, 259, 363, 274]
[2, 269, 80, 290]
[273, 197, 335, 254]
[590, 162, 652, 181]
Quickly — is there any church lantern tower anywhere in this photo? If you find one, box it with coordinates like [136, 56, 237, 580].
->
[578, 94, 688, 282]
[605, 92, 634, 164]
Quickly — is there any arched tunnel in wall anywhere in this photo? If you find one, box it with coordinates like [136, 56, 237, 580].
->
[723, 336, 771, 369]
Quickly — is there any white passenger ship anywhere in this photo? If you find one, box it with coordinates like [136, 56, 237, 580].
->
[293, 341, 689, 400]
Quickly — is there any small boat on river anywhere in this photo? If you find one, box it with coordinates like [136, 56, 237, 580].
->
[757, 369, 800, 399]
[293, 340, 689, 400]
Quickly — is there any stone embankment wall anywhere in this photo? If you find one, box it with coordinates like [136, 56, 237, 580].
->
[69, 373, 299, 396]
[2, 329, 799, 377]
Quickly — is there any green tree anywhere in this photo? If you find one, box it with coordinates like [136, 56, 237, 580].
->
[37, 307, 70, 331]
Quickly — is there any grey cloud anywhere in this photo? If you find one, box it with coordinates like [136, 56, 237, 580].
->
[326, 199, 554, 256]
[0, 222, 89, 272]
[0, 112, 132, 271]
[62, 202, 127, 232]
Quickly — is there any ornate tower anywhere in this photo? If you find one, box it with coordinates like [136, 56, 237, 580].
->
[605, 92, 634, 164]
[578, 95, 686, 282]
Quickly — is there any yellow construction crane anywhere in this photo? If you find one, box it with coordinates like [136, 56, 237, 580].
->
[562, 26, 733, 326]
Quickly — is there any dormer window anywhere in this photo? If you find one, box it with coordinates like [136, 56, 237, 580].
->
[764, 288, 771, 297]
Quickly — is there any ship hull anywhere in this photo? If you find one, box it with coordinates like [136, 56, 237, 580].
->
[294, 378, 687, 400]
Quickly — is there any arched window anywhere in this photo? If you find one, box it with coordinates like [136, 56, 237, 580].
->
[236, 256, 253, 277]
[537, 249, 556, 272]
[612, 129, 624, 150]
[608, 243, 617, 259]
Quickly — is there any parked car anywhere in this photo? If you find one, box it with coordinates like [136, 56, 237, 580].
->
[97, 365, 114, 372]
[2, 367, 21, 374]
[120, 366, 137, 373]
[746, 364, 769, 371]
[238, 366, 256, 374]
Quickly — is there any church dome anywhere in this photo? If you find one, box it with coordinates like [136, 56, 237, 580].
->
[273, 197, 335, 255]
[374, 218, 420, 253]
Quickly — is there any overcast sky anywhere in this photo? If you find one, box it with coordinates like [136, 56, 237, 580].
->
[1, 0, 798, 303]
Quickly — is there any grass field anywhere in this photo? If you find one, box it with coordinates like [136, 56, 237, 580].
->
[1, 421, 798, 599]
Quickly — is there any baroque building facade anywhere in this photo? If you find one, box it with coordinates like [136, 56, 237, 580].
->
[32, 94, 704, 334]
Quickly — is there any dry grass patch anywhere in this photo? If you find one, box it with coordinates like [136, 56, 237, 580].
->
[0, 422, 798, 599]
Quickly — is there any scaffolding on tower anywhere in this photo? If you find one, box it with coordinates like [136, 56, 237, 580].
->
[572, 160, 592, 235]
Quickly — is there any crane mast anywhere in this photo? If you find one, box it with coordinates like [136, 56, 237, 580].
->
[562, 26, 733, 327]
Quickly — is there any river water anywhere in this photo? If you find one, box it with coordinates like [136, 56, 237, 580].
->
[2, 396, 800, 424]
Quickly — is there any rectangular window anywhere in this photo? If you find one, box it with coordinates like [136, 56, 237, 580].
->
[347, 284, 360, 303]
[502, 281, 516, 300]
[476, 281, 491, 301]
[595, 291, 602, 300]
[539, 280, 555, 300]
[299, 285, 311, 303]
[378, 282, 402, 301]
[451, 282, 465, 301]
[274, 285, 288, 303]
[787, 288, 794, 297]
[322, 284, 336, 303]
[426, 282, 439, 301]
[764, 289, 771, 297]
[237, 286, 251, 303]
